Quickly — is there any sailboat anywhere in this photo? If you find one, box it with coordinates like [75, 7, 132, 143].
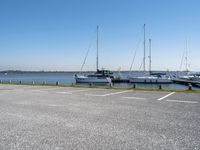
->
[175, 39, 199, 81]
[129, 24, 172, 84]
[173, 72, 200, 87]
[75, 26, 112, 84]
[173, 41, 200, 86]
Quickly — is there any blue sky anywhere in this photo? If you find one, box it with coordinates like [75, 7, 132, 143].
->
[0, 0, 200, 71]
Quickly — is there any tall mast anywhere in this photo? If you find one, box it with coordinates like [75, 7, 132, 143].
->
[149, 38, 152, 73]
[185, 39, 188, 71]
[96, 25, 99, 71]
[143, 24, 146, 72]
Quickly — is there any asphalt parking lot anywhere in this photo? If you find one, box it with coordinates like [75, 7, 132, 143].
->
[0, 84, 199, 150]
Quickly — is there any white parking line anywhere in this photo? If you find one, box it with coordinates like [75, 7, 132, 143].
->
[54, 89, 93, 94]
[40, 87, 64, 91]
[55, 91, 72, 94]
[122, 97, 146, 100]
[85, 90, 130, 97]
[85, 94, 103, 97]
[69, 89, 93, 93]
[46, 104, 69, 107]
[166, 100, 198, 104]
[7, 113, 31, 120]
[30, 87, 64, 92]
[157, 92, 176, 101]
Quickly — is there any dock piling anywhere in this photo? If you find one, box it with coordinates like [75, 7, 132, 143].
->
[188, 83, 192, 90]
[133, 84, 136, 88]
[89, 83, 93, 87]
[109, 83, 113, 87]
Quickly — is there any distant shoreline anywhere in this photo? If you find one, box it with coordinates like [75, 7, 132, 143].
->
[0, 70, 90, 74]
[0, 70, 196, 74]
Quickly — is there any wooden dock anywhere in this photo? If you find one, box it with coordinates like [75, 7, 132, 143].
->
[112, 78, 130, 83]
[172, 79, 200, 87]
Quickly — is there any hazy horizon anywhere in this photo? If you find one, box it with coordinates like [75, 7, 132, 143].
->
[0, 0, 200, 71]
[0, 69, 199, 72]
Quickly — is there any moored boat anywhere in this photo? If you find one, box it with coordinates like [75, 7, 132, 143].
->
[75, 26, 112, 84]
[129, 73, 172, 84]
[128, 24, 172, 84]
[75, 72, 111, 83]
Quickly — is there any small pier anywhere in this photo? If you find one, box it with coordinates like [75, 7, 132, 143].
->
[112, 78, 130, 83]
[172, 79, 200, 87]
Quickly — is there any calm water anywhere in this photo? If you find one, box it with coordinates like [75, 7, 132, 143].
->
[0, 71, 199, 90]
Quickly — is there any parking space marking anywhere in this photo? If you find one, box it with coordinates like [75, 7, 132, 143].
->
[39, 87, 65, 91]
[54, 91, 72, 94]
[157, 92, 176, 101]
[69, 89, 94, 93]
[21, 87, 65, 92]
[0, 88, 13, 91]
[85, 94, 103, 97]
[45, 104, 69, 107]
[166, 100, 198, 104]
[85, 90, 130, 97]
[122, 97, 146, 100]
[54, 89, 92, 94]
[7, 113, 31, 120]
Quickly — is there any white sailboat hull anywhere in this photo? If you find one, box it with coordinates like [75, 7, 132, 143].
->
[75, 75, 112, 83]
[129, 77, 172, 84]
[196, 83, 200, 87]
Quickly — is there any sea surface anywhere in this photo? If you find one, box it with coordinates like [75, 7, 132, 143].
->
[0, 71, 199, 90]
